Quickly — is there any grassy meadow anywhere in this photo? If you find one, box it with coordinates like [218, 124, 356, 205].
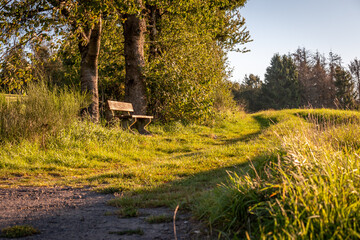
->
[2, 88, 360, 238]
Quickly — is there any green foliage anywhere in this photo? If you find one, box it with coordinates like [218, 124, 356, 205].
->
[262, 54, 301, 109]
[0, 0, 252, 122]
[349, 58, 360, 88]
[144, 0, 250, 121]
[145, 10, 233, 122]
[232, 74, 262, 112]
[146, 214, 173, 223]
[109, 228, 144, 236]
[0, 83, 87, 142]
[334, 66, 357, 109]
[116, 207, 139, 218]
[98, 20, 126, 102]
[1, 225, 40, 238]
[232, 54, 301, 112]
[233, 49, 360, 112]
[54, 19, 126, 105]
[0, 47, 34, 93]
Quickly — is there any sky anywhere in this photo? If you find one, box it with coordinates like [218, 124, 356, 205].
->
[228, 0, 360, 83]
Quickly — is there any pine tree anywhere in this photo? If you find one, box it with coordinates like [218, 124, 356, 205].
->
[261, 54, 300, 109]
[334, 66, 356, 109]
[349, 58, 360, 101]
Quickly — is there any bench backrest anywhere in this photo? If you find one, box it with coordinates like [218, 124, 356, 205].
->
[107, 100, 134, 112]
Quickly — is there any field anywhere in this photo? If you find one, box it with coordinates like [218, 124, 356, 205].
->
[1, 95, 360, 238]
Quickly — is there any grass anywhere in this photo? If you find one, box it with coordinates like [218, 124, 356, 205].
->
[104, 207, 139, 218]
[146, 214, 173, 224]
[194, 109, 360, 239]
[0, 106, 266, 209]
[108, 228, 144, 236]
[0, 83, 87, 143]
[116, 207, 139, 218]
[1, 99, 360, 238]
[1, 225, 40, 238]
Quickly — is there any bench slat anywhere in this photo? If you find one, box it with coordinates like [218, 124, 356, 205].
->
[132, 115, 154, 119]
[107, 100, 134, 112]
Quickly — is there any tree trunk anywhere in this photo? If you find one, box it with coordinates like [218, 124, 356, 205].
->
[78, 17, 102, 122]
[123, 12, 147, 115]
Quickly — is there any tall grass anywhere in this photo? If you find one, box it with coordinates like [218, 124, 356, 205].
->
[195, 113, 360, 239]
[0, 83, 87, 142]
[2, 103, 360, 238]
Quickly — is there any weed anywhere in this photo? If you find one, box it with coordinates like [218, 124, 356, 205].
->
[109, 228, 144, 235]
[116, 207, 139, 218]
[146, 214, 173, 224]
[1, 225, 40, 238]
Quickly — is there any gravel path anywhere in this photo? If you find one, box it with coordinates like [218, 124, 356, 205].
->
[0, 187, 208, 240]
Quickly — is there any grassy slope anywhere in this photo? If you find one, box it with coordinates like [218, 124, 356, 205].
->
[0, 110, 270, 205]
[194, 109, 360, 239]
[1, 108, 360, 237]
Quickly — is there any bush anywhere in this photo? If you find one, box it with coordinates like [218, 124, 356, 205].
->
[0, 83, 87, 142]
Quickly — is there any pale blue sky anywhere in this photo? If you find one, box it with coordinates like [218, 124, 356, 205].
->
[228, 0, 360, 82]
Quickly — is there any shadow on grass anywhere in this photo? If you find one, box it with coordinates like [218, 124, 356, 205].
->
[292, 110, 360, 126]
[100, 115, 281, 209]
[218, 132, 262, 145]
[104, 152, 274, 210]
[252, 114, 279, 129]
[214, 114, 279, 146]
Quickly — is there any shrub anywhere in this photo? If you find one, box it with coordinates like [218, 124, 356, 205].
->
[0, 83, 87, 142]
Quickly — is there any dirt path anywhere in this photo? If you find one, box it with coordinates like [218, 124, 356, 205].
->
[0, 187, 208, 240]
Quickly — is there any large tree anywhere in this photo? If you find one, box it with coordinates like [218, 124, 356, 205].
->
[261, 54, 300, 109]
[293, 48, 335, 108]
[334, 66, 356, 109]
[349, 58, 360, 100]
[0, 0, 105, 121]
[143, 0, 251, 121]
[118, 0, 251, 116]
[121, 0, 147, 115]
[1, 0, 252, 122]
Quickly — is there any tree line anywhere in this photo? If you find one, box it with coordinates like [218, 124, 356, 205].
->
[0, 0, 251, 123]
[233, 48, 360, 112]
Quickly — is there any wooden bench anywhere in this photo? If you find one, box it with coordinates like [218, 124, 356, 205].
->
[2, 94, 27, 103]
[106, 100, 153, 135]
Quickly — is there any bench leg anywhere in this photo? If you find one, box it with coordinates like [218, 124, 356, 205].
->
[143, 119, 152, 133]
[135, 119, 152, 135]
[127, 118, 152, 135]
[128, 118, 138, 134]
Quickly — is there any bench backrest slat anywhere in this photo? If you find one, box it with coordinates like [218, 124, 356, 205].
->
[107, 100, 134, 112]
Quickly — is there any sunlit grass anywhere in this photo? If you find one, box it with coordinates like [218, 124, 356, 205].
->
[194, 109, 360, 239]
[2, 107, 360, 238]
[0, 111, 266, 208]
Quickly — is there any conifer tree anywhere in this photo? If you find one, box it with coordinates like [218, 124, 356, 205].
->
[349, 58, 360, 100]
[334, 66, 356, 109]
[261, 54, 300, 109]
